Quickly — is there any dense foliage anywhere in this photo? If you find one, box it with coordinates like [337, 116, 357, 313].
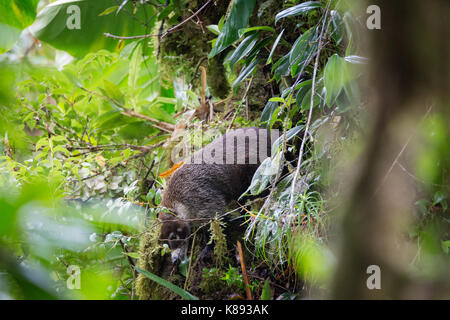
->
[0, 0, 448, 300]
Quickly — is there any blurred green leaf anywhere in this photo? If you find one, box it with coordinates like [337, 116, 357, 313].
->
[0, 0, 39, 54]
[31, 0, 155, 57]
[261, 278, 272, 300]
[324, 54, 345, 106]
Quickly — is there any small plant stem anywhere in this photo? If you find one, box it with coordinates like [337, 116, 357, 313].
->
[237, 241, 253, 300]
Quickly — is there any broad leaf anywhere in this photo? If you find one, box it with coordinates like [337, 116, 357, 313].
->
[324, 54, 344, 106]
[260, 100, 279, 125]
[289, 27, 318, 77]
[227, 33, 259, 70]
[261, 278, 272, 300]
[209, 0, 256, 58]
[0, 0, 39, 54]
[233, 59, 258, 91]
[31, 0, 156, 58]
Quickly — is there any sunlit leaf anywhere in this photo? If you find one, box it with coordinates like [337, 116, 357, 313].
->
[31, 0, 155, 57]
[0, 0, 39, 54]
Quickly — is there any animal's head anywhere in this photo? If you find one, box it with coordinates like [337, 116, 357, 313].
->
[158, 210, 190, 262]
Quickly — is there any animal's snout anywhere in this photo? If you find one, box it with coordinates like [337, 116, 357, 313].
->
[159, 215, 190, 250]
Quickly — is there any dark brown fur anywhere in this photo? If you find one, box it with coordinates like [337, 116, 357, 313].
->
[159, 127, 278, 249]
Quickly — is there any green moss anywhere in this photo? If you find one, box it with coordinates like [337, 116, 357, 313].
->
[208, 218, 229, 266]
[135, 220, 183, 300]
[207, 52, 231, 99]
[198, 267, 224, 293]
[160, 1, 231, 99]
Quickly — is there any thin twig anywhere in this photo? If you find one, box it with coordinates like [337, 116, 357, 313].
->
[121, 110, 175, 132]
[79, 86, 175, 132]
[237, 241, 253, 300]
[104, 0, 212, 40]
[161, 0, 212, 38]
[68, 143, 154, 152]
[184, 232, 196, 291]
[157, 0, 170, 57]
[81, 142, 163, 181]
[104, 32, 158, 40]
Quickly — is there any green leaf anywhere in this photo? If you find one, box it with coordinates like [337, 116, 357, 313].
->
[227, 33, 259, 70]
[179, 258, 189, 277]
[290, 27, 318, 77]
[36, 138, 49, 151]
[324, 54, 344, 106]
[0, 198, 18, 236]
[238, 26, 275, 37]
[53, 145, 70, 156]
[118, 121, 158, 140]
[98, 6, 119, 16]
[209, 0, 256, 58]
[300, 87, 321, 111]
[128, 43, 143, 91]
[246, 37, 273, 61]
[123, 252, 140, 259]
[272, 53, 290, 81]
[0, 0, 39, 54]
[96, 110, 131, 130]
[158, 3, 174, 21]
[330, 10, 344, 45]
[271, 125, 304, 155]
[232, 59, 258, 91]
[295, 80, 312, 108]
[206, 24, 220, 35]
[266, 29, 284, 65]
[103, 80, 125, 107]
[31, 0, 156, 58]
[442, 241, 450, 254]
[269, 97, 284, 103]
[135, 267, 198, 300]
[344, 55, 368, 64]
[261, 278, 272, 300]
[142, 103, 176, 124]
[245, 156, 276, 196]
[275, 1, 323, 24]
[260, 100, 279, 125]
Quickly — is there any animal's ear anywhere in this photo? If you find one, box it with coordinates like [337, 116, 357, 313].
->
[157, 211, 167, 221]
[158, 207, 176, 221]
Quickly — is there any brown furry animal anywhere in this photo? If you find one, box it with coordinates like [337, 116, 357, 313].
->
[159, 127, 280, 252]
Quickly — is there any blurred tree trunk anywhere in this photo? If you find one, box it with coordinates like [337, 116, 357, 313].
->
[332, 0, 450, 299]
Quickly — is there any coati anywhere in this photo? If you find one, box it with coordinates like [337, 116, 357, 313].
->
[159, 127, 280, 253]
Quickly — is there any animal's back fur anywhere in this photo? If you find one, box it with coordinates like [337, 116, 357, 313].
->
[161, 127, 277, 221]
